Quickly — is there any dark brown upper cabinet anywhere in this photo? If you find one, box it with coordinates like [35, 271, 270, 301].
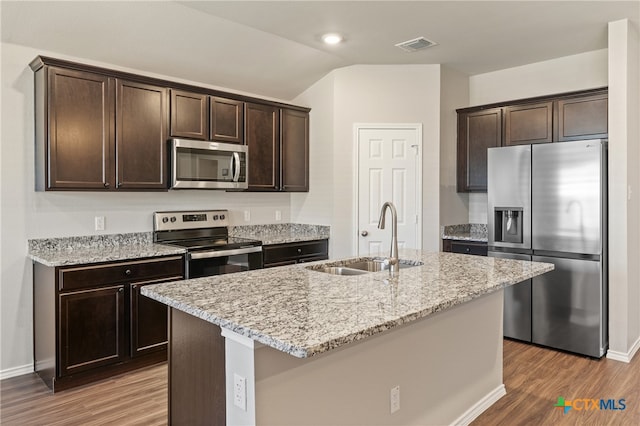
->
[556, 93, 608, 141]
[456, 88, 607, 193]
[457, 108, 503, 192]
[31, 56, 310, 192]
[170, 92, 244, 144]
[33, 62, 169, 191]
[244, 104, 310, 192]
[116, 80, 168, 189]
[170, 89, 209, 140]
[210, 97, 244, 144]
[504, 101, 553, 146]
[245, 102, 280, 191]
[37, 67, 115, 190]
[281, 108, 310, 191]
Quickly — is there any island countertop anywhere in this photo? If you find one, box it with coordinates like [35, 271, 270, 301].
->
[142, 249, 553, 358]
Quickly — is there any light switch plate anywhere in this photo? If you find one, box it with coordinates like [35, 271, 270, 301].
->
[95, 216, 105, 231]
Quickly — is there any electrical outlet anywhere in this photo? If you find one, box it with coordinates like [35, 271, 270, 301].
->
[244, 210, 251, 222]
[234, 373, 247, 411]
[275, 210, 282, 221]
[390, 385, 400, 414]
[94, 216, 105, 231]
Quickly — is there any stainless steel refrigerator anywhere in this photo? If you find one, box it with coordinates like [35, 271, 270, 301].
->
[487, 139, 608, 358]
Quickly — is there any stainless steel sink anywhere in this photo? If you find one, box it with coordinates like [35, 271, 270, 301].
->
[314, 267, 369, 276]
[306, 258, 423, 276]
[343, 260, 389, 272]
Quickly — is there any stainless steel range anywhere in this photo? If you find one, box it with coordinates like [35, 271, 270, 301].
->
[153, 210, 262, 279]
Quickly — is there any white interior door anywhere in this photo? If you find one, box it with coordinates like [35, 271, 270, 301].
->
[356, 125, 422, 256]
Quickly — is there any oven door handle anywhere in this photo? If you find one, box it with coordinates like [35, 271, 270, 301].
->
[188, 246, 262, 260]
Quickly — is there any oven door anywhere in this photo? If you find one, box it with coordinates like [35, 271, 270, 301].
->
[171, 139, 248, 190]
[186, 246, 262, 279]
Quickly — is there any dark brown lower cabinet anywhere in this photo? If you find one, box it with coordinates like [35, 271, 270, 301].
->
[169, 308, 226, 425]
[33, 256, 183, 392]
[130, 278, 181, 357]
[59, 285, 126, 376]
[442, 239, 488, 256]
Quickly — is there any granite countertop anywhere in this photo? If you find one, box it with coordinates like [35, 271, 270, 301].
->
[230, 223, 330, 245]
[442, 224, 488, 242]
[28, 232, 185, 267]
[142, 249, 553, 358]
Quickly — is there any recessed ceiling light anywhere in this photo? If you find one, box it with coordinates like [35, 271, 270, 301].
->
[322, 33, 343, 45]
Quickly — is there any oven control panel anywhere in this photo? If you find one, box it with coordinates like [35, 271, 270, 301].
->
[154, 210, 229, 231]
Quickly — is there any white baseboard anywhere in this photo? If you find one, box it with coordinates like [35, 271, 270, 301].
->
[0, 364, 33, 381]
[451, 384, 507, 426]
[607, 335, 640, 363]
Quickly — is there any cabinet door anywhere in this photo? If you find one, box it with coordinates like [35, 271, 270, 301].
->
[457, 108, 503, 192]
[210, 97, 244, 144]
[59, 285, 126, 376]
[47, 67, 115, 190]
[170, 90, 209, 140]
[281, 109, 309, 192]
[130, 277, 180, 357]
[556, 93, 608, 141]
[245, 103, 280, 191]
[504, 102, 553, 146]
[116, 80, 168, 190]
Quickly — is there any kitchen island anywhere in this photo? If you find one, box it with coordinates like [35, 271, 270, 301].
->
[143, 249, 553, 425]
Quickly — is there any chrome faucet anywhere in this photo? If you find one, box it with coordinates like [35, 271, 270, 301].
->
[378, 201, 399, 273]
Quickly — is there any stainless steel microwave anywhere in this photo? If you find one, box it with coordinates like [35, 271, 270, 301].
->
[170, 139, 248, 189]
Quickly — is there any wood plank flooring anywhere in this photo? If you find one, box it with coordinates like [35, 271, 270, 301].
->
[473, 339, 640, 426]
[1, 340, 638, 425]
[0, 364, 167, 425]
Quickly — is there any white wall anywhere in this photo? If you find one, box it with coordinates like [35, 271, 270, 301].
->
[439, 66, 470, 235]
[293, 64, 441, 258]
[0, 43, 295, 375]
[607, 19, 640, 360]
[290, 74, 335, 227]
[467, 49, 609, 223]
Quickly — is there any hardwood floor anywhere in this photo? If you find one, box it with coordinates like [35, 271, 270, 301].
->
[1, 341, 638, 425]
[473, 339, 640, 426]
[0, 364, 167, 425]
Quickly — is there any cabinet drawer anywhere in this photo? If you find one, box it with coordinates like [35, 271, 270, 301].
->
[59, 256, 183, 291]
[263, 240, 328, 265]
[447, 241, 488, 256]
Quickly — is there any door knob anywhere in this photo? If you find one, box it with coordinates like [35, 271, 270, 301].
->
[361, 231, 368, 237]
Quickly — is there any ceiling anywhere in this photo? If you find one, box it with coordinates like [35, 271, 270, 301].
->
[2, 1, 639, 100]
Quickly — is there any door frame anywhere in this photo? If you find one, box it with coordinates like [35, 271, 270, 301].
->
[353, 123, 423, 255]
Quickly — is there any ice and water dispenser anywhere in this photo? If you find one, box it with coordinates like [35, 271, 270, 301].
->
[494, 208, 523, 243]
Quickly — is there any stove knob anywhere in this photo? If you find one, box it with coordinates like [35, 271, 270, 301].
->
[220, 214, 225, 220]
[213, 215, 219, 220]
[170, 216, 177, 223]
[162, 217, 169, 223]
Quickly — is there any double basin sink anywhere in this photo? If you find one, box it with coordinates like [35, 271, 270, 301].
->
[307, 257, 423, 276]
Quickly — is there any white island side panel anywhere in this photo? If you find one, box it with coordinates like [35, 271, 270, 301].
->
[224, 289, 505, 426]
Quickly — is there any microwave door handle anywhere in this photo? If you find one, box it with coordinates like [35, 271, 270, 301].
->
[232, 152, 241, 182]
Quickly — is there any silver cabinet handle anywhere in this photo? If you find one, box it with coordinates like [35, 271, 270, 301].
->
[361, 231, 368, 237]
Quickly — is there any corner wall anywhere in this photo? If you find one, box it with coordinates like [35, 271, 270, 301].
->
[607, 19, 640, 361]
[293, 64, 442, 258]
[439, 66, 470, 236]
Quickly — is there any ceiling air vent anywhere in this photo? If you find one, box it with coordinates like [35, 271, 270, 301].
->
[395, 36, 438, 52]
